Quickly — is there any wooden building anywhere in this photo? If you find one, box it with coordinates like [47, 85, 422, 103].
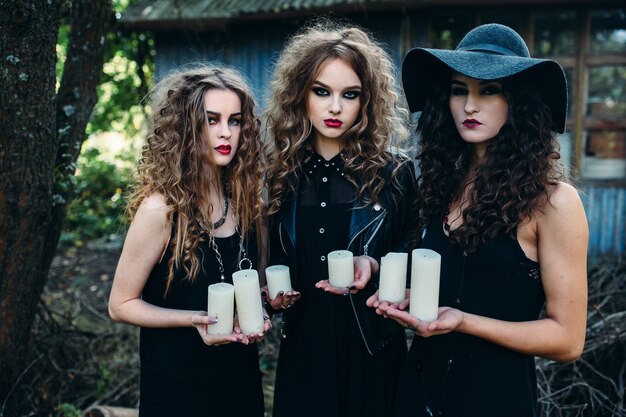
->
[120, 0, 626, 254]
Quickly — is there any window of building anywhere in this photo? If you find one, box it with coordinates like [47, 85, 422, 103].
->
[582, 9, 626, 180]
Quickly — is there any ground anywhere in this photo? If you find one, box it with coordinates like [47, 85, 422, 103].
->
[41, 234, 279, 416]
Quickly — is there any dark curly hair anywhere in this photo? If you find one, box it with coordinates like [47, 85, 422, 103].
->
[416, 69, 565, 252]
[265, 20, 410, 214]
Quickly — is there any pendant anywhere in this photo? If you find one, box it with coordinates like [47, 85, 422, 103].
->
[238, 257, 252, 270]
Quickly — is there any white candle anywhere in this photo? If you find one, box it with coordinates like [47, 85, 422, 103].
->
[207, 282, 235, 335]
[232, 269, 264, 334]
[327, 250, 354, 287]
[409, 249, 441, 322]
[265, 265, 293, 300]
[378, 252, 408, 303]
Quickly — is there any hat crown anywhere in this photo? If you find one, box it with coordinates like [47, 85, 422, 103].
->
[456, 23, 530, 58]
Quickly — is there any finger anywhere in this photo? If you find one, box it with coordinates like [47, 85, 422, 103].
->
[269, 298, 283, 310]
[365, 293, 378, 307]
[320, 283, 351, 296]
[376, 301, 389, 313]
[286, 292, 301, 303]
[351, 272, 370, 289]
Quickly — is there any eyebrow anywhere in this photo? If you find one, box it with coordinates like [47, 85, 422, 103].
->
[206, 110, 242, 117]
[312, 80, 362, 90]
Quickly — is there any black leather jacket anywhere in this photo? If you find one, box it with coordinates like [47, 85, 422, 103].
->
[269, 155, 420, 355]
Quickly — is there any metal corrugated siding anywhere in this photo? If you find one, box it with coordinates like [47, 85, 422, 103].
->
[581, 184, 626, 254]
[123, 0, 392, 22]
[153, 13, 407, 104]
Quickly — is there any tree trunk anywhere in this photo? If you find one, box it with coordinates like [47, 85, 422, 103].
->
[0, 1, 111, 415]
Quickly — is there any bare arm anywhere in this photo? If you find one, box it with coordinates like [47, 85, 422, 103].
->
[379, 182, 588, 363]
[459, 182, 588, 362]
[108, 194, 243, 345]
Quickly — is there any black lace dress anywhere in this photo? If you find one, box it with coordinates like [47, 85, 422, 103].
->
[139, 233, 264, 417]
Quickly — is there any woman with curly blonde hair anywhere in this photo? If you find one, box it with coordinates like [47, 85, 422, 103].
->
[265, 21, 419, 417]
[108, 65, 269, 417]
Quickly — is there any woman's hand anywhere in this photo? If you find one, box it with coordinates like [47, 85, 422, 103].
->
[263, 285, 301, 311]
[366, 289, 410, 311]
[376, 304, 464, 338]
[191, 312, 244, 346]
[315, 255, 378, 296]
[234, 311, 273, 344]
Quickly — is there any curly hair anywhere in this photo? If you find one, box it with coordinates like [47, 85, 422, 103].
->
[265, 20, 410, 214]
[416, 69, 565, 252]
[128, 65, 266, 294]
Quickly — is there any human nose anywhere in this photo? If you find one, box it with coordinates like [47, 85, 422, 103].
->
[328, 95, 342, 114]
[464, 93, 479, 114]
[218, 122, 232, 139]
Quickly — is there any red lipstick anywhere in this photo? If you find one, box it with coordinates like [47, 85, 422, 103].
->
[215, 144, 232, 155]
[462, 119, 481, 129]
[324, 119, 343, 128]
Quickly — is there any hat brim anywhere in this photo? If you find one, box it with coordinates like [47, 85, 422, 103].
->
[402, 48, 568, 133]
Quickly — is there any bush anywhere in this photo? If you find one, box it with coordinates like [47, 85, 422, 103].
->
[61, 147, 131, 247]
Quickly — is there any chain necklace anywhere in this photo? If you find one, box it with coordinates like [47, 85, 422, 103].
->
[209, 232, 227, 282]
[212, 176, 229, 229]
[208, 205, 252, 282]
[212, 198, 228, 229]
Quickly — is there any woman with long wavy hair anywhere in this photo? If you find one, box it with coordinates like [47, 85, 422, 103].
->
[264, 21, 419, 417]
[108, 65, 269, 417]
[369, 24, 588, 417]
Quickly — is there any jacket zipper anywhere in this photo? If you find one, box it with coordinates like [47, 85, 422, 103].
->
[347, 210, 387, 254]
[362, 211, 387, 256]
[347, 209, 387, 356]
[279, 222, 287, 256]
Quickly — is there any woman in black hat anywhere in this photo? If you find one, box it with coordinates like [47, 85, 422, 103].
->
[367, 23, 588, 416]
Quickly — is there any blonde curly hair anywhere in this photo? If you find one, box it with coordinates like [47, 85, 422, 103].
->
[265, 21, 410, 214]
[128, 65, 266, 294]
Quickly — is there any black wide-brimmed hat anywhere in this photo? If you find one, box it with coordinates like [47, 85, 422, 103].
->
[402, 23, 568, 133]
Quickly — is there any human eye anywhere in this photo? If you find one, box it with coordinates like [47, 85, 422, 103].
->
[207, 116, 217, 125]
[481, 84, 503, 95]
[228, 117, 241, 126]
[343, 90, 360, 100]
[450, 86, 467, 96]
[312, 87, 329, 97]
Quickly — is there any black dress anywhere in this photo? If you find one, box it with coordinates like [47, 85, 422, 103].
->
[139, 232, 264, 417]
[273, 153, 406, 417]
[396, 218, 545, 417]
